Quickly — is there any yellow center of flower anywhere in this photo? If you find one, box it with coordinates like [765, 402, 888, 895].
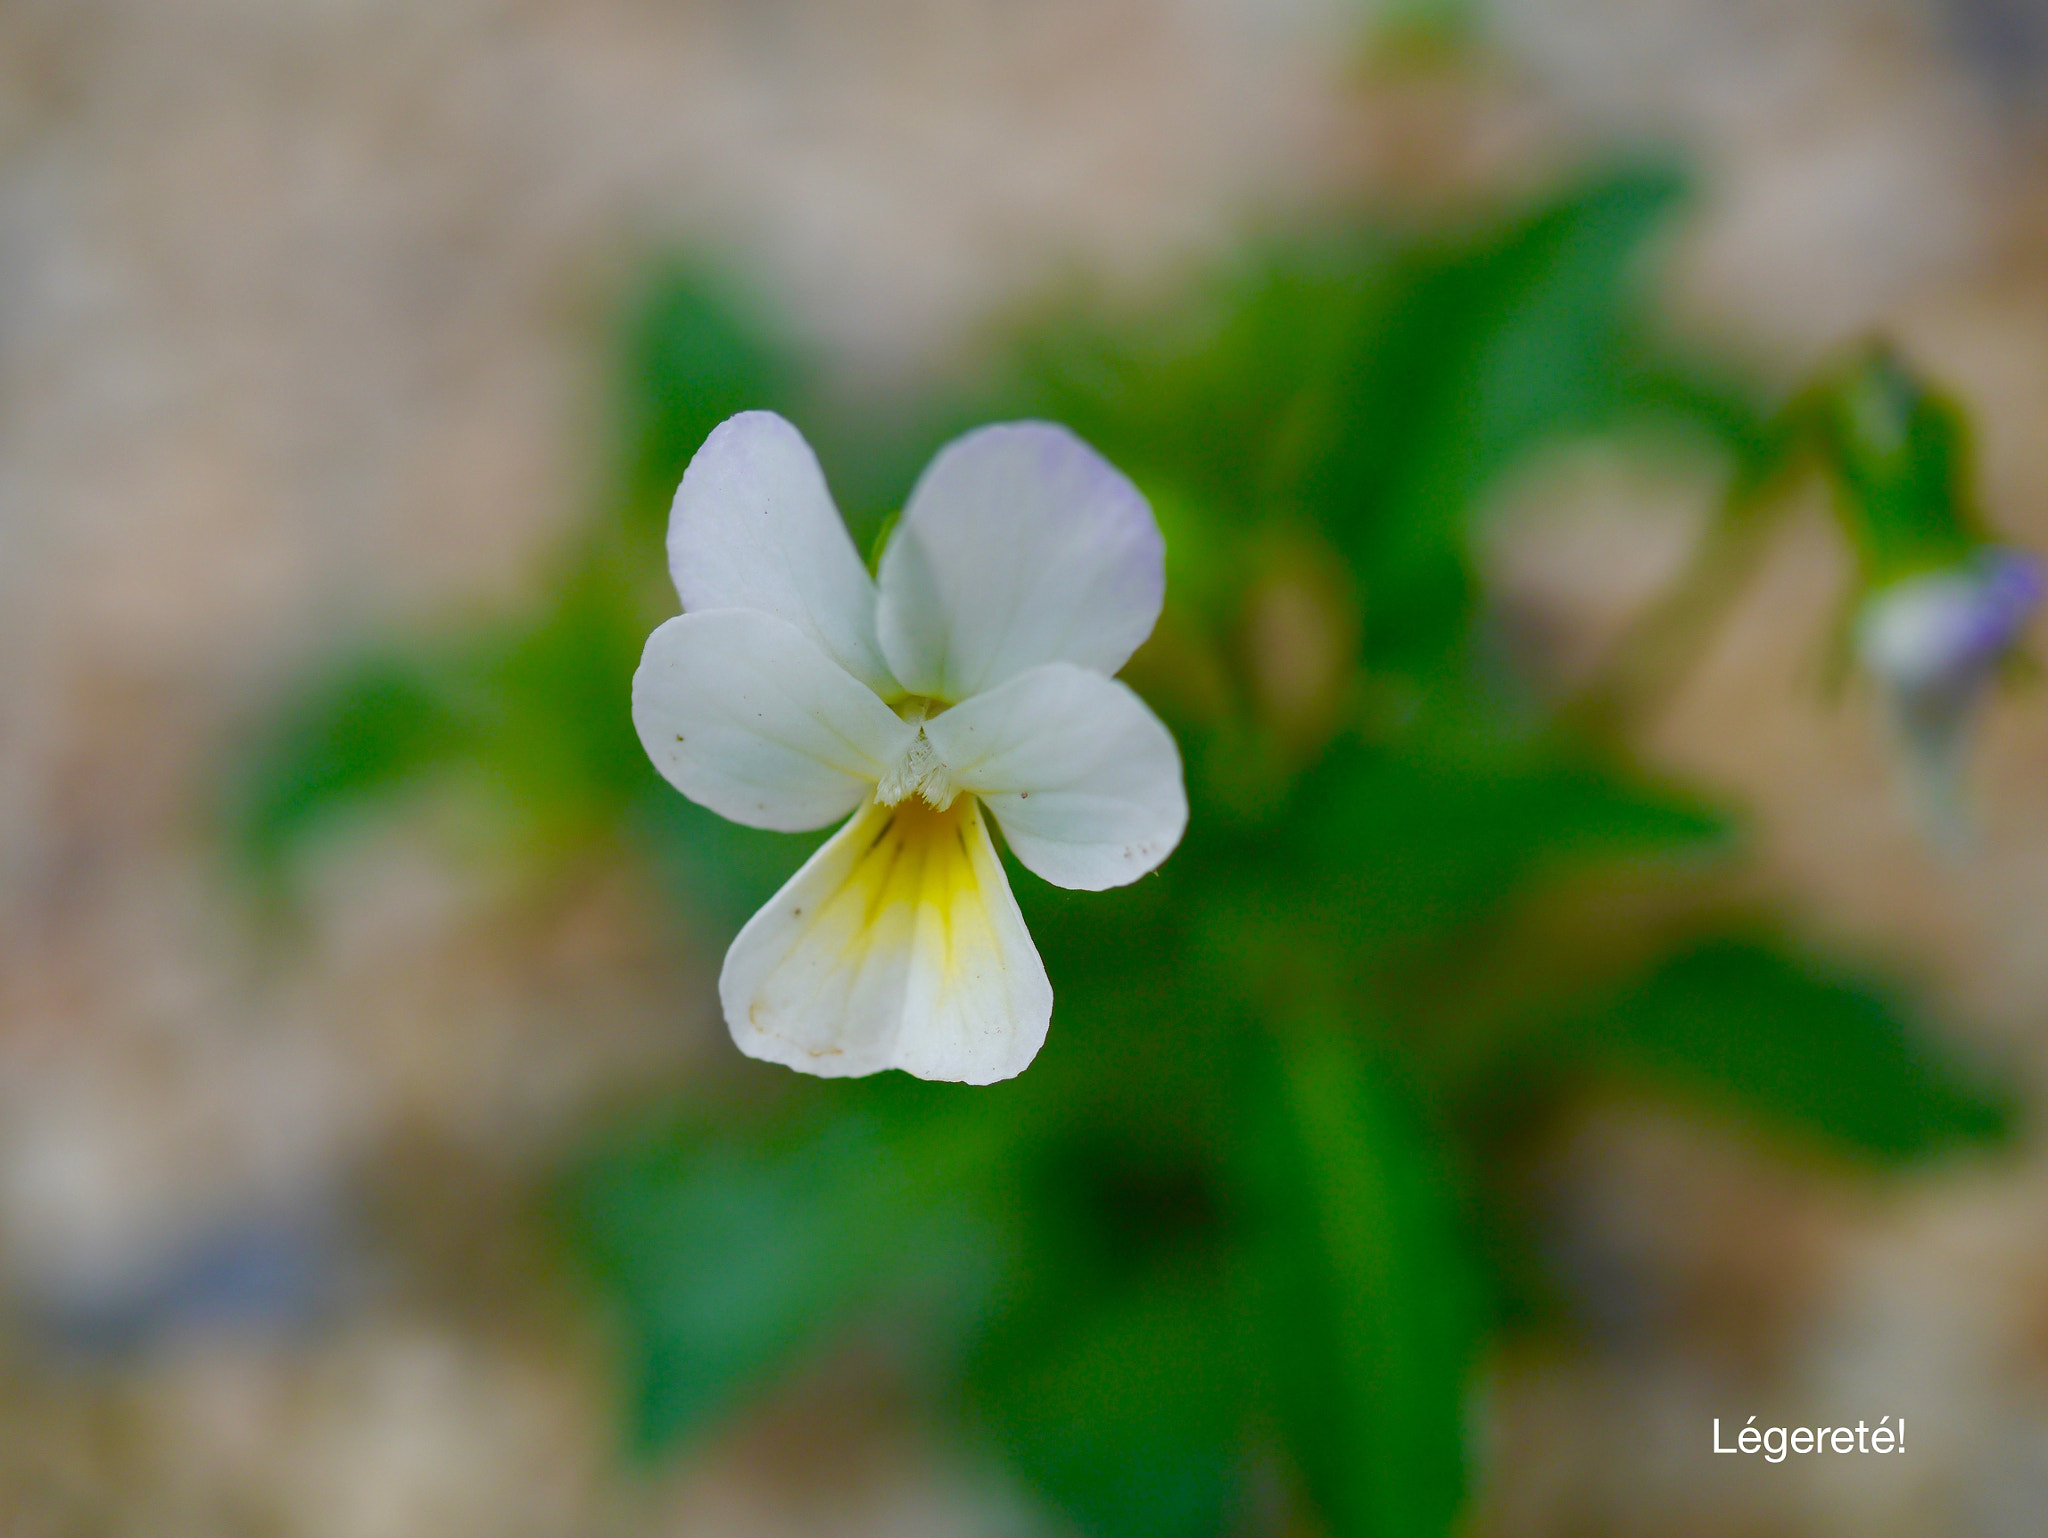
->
[834, 794, 984, 960]
[748, 793, 1012, 1040]
[723, 789, 1040, 1081]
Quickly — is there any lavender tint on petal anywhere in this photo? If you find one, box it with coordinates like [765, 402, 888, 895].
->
[1857, 549, 2042, 698]
[668, 410, 898, 697]
[1971, 548, 2045, 655]
[874, 421, 1165, 701]
[1858, 547, 2042, 843]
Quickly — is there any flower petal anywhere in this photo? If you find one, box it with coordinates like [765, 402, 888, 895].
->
[721, 797, 1053, 1084]
[1856, 550, 2043, 696]
[874, 423, 1163, 700]
[926, 662, 1186, 891]
[670, 410, 898, 695]
[633, 609, 912, 832]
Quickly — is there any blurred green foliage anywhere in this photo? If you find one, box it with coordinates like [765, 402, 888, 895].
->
[224, 169, 2017, 1537]
[1802, 342, 1987, 584]
[1577, 939, 2014, 1159]
[1243, 1026, 1481, 1538]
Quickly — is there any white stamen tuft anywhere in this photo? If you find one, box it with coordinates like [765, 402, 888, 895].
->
[877, 703, 957, 808]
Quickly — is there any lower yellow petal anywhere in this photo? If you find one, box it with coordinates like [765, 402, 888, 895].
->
[719, 794, 1053, 1084]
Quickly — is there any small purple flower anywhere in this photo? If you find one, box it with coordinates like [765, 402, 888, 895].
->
[1855, 548, 2042, 827]
[1856, 549, 2042, 697]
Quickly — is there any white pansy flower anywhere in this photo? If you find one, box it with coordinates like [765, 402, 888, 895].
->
[632, 411, 1187, 1084]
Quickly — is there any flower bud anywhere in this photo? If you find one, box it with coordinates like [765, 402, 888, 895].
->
[1856, 550, 2041, 699]
[1854, 548, 2041, 832]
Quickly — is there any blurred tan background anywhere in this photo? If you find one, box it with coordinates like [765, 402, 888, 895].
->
[7, 0, 2048, 1533]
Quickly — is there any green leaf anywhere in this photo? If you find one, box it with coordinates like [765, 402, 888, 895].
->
[224, 653, 479, 884]
[934, 925, 1255, 1538]
[966, 1263, 1249, 1538]
[1587, 939, 2016, 1160]
[994, 229, 1394, 529]
[1365, 0, 1480, 55]
[630, 788, 828, 937]
[1804, 344, 1982, 583]
[1242, 1026, 1483, 1538]
[555, 1089, 1023, 1456]
[222, 264, 807, 895]
[1298, 167, 1695, 666]
[222, 545, 668, 889]
[958, 1104, 1249, 1538]
[612, 263, 802, 537]
[469, 546, 657, 835]
[1278, 736, 1725, 954]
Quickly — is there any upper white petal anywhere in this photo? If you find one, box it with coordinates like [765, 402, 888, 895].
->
[926, 663, 1187, 891]
[874, 422, 1163, 700]
[669, 410, 898, 696]
[721, 797, 1054, 1084]
[632, 608, 913, 832]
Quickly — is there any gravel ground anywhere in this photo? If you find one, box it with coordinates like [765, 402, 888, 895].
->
[7, 0, 2048, 1532]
